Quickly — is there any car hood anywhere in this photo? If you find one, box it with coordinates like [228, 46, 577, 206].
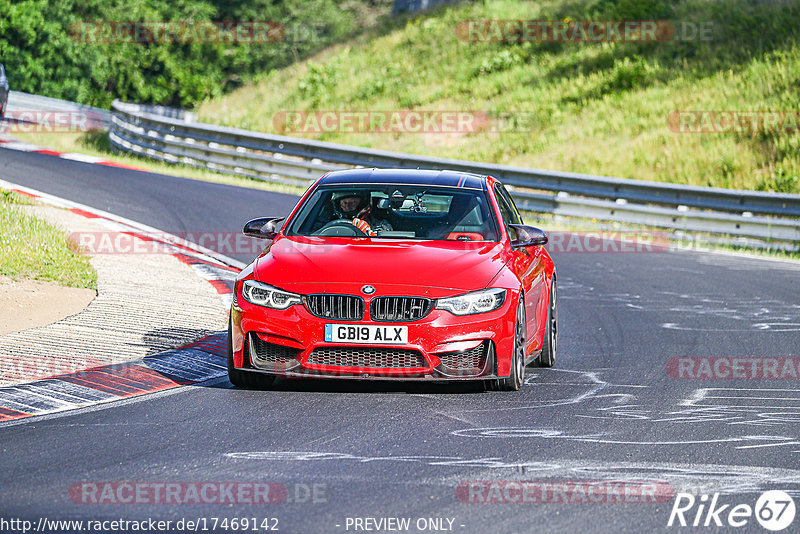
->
[253, 236, 508, 297]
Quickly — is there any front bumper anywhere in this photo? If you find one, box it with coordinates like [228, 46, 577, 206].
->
[230, 288, 518, 380]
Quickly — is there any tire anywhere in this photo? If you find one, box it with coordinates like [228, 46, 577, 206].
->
[227, 319, 275, 388]
[494, 294, 526, 391]
[534, 279, 557, 368]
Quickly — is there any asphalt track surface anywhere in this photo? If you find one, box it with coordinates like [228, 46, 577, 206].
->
[2, 147, 800, 533]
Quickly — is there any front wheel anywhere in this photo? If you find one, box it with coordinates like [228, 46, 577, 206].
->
[227, 319, 276, 388]
[494, 294, 526, 391]
[534, 279, 557, 368]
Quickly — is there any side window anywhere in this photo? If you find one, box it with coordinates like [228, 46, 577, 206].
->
[493, 184, 522, 226]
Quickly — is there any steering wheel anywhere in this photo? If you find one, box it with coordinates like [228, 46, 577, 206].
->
[313, 219, 368, 237]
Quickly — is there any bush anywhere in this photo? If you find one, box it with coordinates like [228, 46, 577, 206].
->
[0, 0, 392, 108]
[757, 169, 800, 194]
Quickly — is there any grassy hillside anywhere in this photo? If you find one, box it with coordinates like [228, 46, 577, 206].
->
[197, 0, 800, 193]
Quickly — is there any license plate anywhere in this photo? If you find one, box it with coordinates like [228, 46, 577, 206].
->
[324, 324, 408, 344]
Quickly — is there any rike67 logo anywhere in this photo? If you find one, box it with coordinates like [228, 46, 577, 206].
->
[668, 491, 796, 531]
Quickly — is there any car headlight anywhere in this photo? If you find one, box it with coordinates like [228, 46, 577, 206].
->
[436, 288, 506, 315]
[241, 280, 302, 309]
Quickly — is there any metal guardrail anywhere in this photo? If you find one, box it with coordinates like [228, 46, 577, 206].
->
[110, 100, 800, 244]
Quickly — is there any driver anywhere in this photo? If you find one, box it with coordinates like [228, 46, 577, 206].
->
[330, 191, 392, 235]
[332, 191, 369, 220]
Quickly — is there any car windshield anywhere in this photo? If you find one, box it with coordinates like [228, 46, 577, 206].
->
[287, 184, 500, 241]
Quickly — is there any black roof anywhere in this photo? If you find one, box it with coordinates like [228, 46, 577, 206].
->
[318, 168, 488, 190]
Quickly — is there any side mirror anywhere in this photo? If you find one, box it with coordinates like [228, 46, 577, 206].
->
[509, 224, 548, 248]
[243, 217, 285, 239]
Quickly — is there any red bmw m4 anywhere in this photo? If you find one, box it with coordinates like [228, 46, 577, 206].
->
[228, 169, 557, 391]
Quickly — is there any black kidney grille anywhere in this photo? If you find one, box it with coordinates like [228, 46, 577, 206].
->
[307, 347, 426, 369]
[370, 296, 432, 322]
[305, 294, 364, 321]
[438, 342, 489, 376]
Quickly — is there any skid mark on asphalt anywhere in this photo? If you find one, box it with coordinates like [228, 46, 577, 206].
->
[432, 410, 478, 426]
[226, 451, 551, 470]
[446, 369, 611, 414]
[400, 367, 800, 454]
[559, 275, 800, 332]
[446, 373, 800, 453]
[0, 332, 228, 423]
[658, 292, 800, 331]
[223, 452, 800, 496]
[556, 460, 800, 496]
[579, 386, 800, 428]
[660, 387, 800, 427]
[537, 370, 800, 431]
[450, 427, 797, 449]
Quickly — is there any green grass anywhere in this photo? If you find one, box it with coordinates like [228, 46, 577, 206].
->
[196, 0, 800, 193]
[0, 190, 97, 289]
